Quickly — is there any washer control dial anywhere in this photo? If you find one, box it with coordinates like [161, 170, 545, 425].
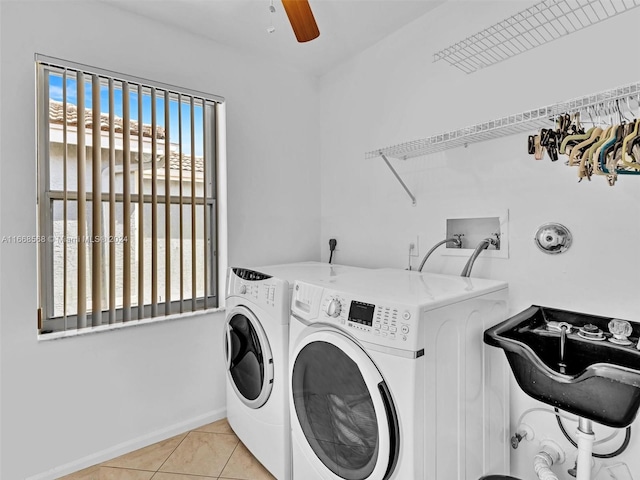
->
[239, 284, 247, 295]
[326, 298, 342, 318]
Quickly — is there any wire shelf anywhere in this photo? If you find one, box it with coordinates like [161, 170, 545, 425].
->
[366, 81, 640, 161]
[433, 0, 640, 74]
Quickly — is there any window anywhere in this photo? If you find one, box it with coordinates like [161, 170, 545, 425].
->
[36, 55, 225, 334]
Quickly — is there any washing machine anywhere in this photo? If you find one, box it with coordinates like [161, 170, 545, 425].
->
[288, 268, 511, 480]
[224, 262, 368, 480]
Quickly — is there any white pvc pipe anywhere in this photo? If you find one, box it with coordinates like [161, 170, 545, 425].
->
[576, 418, 595, 480]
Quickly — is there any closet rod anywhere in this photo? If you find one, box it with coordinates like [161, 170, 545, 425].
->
[366, 81, 640, 161]
[368, 80, 640, 204]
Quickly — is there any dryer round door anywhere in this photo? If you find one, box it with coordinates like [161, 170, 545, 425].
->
[224, 306, 274, 409]
[291, 329, 400, 480]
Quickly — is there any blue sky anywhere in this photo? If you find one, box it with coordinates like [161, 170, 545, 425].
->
[49, 73, 204, 156]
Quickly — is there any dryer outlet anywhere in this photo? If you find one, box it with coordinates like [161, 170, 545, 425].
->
[408, 235, 419, 257]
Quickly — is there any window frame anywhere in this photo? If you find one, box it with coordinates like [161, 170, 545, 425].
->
[36, 54, 227, 335]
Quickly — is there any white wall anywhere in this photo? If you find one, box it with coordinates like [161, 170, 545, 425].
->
[3, 0, 640, 478]
[0, 1, 320, 478]
[319, 2, 640, 479]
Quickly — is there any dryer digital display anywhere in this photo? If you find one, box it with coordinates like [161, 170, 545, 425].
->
[233, 268, 272, 281]
[348, 301, 375, 326]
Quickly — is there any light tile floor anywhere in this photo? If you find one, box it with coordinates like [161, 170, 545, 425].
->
[58, 419, 276, 480]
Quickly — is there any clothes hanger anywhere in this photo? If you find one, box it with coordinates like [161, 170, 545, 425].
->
[560, 113, 593, 155]
[594, 127, 616, 173]
[598, 102, 626, 176]
[590, 128, 611, 176]
[619, 118, 640, 170]
[611, 122, 634, 166]
[584, 106, 609, 162]
[578, 133, 605, 180]
[611, 99, 640, 176]
[555, 113, 571, 146]
[582, 105, 611, 177]
[599, 124, 621, 174]
[590, 104, 616, 177]
[540, 128, 559, 161]
[622, 97, 640, 165]
[573, 126, 602, 173]
[534, 134, 545, 160]
[569, 108, 601, 168]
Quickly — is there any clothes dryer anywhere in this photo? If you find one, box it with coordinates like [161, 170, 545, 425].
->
[289, 268, 511, 480]
[224, 262, 367, 480]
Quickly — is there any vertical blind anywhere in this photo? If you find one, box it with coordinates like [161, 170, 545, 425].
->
[36, 55, 224, 333]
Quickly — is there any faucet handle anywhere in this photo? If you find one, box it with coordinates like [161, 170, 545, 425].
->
[452, 233, 464, 248]
[608, 319, 633, 345]
[547, 321, 573, 333]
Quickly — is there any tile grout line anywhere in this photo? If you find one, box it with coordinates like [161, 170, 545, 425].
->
[150, 470, 218, 479]
[216, 435, 241, 480]
[153, 425, 240, 479]
[101, 465, 157, 473]
[154, 430, 192, 474]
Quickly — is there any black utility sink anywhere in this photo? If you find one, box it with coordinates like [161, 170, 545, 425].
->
[484, 306, 640, 428]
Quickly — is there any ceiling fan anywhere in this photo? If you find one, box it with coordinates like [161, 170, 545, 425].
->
[281, 0, 320, 42]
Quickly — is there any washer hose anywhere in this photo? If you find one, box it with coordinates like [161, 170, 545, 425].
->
[418, 236, 462, 271]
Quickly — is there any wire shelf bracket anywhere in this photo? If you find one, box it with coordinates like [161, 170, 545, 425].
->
[433, 0, 640, 74]
[367, 81, 640, 203]
[380, 154, 417, 205]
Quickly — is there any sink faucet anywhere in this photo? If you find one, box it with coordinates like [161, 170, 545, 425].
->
[558, 322, 571, 372]
[546, 321, 572, 372]
[460, 234, 500, 277]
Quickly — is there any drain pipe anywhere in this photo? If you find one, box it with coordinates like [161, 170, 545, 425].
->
[533, 440, 564, 480]
[576, 418, 595, 480]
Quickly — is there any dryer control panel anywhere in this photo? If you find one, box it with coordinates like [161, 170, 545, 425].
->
[292, 281, 421, 353]
[226, 267, 289, 321]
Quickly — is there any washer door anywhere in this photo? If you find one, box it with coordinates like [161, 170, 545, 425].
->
[291, 330, 400, 480]
[224, 306, 274, 409]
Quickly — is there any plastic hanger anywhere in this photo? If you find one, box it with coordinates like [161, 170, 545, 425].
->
[591, 126, 614, 176]
[618, 118, 640, 170]
[599, 125, 621, 174]
[569, 126, 601, 168]
[584, 105, 611, 167]
[540, 128, 559, 161]
[564, 126, 596, 158]
[560, 113, 587, 154]
[577, 128, 604, 180]
[610, 123, 634, 167]
[585, 126, 611, 176]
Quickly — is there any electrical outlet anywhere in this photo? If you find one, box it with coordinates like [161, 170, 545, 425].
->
[329, 237, 339, 251]
[408, 236, 419, 257]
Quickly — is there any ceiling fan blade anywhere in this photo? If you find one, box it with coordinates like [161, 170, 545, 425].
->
[281, 0, 320, 43]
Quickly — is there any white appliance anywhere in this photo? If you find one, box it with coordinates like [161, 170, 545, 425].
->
[224, 262, 367, 480]
[288, 268, 511, 480]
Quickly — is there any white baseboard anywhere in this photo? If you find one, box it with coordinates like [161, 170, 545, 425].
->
[26, 408, 226, 480]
